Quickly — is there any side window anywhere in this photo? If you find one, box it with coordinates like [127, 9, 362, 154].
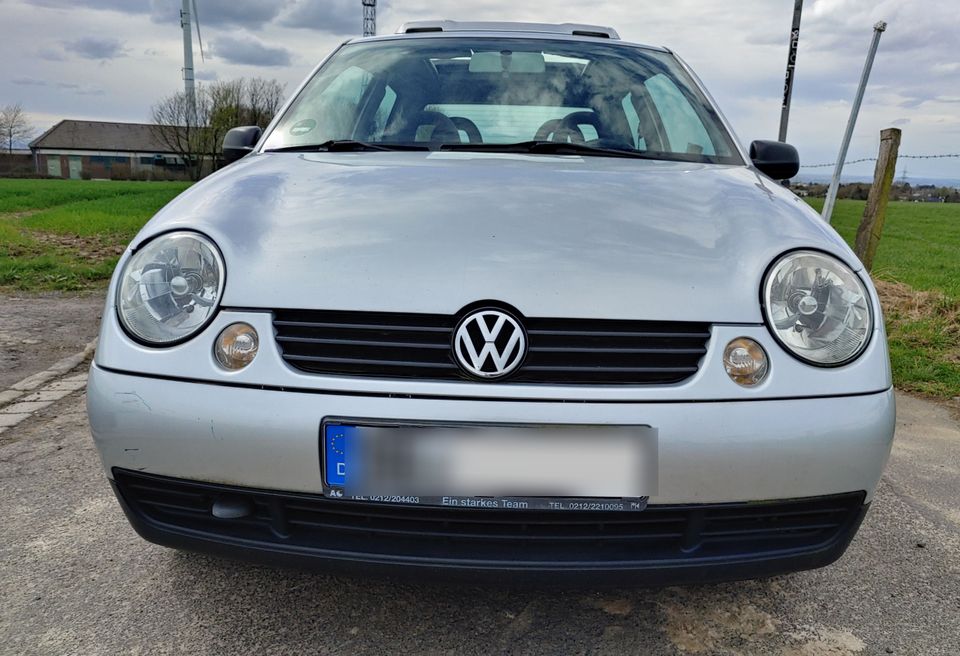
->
[644, 74, 715, 156]
[620, 93, 647, 150]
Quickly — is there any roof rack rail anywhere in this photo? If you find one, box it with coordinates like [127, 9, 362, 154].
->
[395, 21, 620, 40]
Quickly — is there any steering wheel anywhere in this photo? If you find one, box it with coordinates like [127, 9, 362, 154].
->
[449, 117, 483, 144]
[535, 111, 600, 144]
[413, 110, 462, 143]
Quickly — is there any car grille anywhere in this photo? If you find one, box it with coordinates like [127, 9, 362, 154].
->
[272, 309, 711, 384]
[114, 469, 866, 567]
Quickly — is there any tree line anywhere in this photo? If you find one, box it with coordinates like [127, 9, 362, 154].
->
[151, 77, 285, 181]
[795, 181, 960, 203]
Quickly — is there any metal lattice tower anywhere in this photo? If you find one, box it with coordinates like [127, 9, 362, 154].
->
[362, 0, 376, 36]
[181, 0, 196, 119]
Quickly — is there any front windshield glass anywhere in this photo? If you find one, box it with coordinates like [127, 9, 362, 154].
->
[262, 37, 742, 164]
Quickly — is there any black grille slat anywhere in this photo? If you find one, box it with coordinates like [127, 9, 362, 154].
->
[273, 320, 452, 333]
[530, 346, 705, 354]
[277, 336, 450, 350]
[281, 354, 460, 369]
[527, 329, 711, 339]
[284, 518, 686, 542]
[523, 366, 699, 373]
[273, 309, 710, 385]
[115, 470, 866, 566]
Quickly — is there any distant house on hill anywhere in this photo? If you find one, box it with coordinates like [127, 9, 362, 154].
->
[29, 119, 189, 180]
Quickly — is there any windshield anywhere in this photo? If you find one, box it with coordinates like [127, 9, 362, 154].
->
[261, 37, 743, 164]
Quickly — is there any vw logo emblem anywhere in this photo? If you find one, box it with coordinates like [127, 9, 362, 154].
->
[454, 310, 526, 379]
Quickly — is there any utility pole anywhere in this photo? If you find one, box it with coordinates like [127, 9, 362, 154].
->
[362, 0, 376, 37]
[822, 21, 887, 223]
[181, 0, 196, 121]
[778, 0, 803, 143]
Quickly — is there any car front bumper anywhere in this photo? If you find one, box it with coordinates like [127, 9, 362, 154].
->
[110, 467, 869, 585]
[88, 363, 893, 581]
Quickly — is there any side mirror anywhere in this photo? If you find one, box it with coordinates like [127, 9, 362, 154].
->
[749, 140, 799, 180]
[222, 126, 263, 164]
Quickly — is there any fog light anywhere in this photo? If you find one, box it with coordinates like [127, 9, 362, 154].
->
[723, 337, 769, 387]
[214, 323, 259, 370]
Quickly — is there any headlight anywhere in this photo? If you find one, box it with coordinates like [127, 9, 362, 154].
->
[117, 231, 225, 345]
[762, 250, 872, 366]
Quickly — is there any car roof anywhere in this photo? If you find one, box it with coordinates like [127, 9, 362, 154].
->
[345, 20, 669, 53]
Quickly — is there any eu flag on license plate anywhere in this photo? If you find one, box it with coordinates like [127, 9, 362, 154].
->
[324, 424, 358, 487]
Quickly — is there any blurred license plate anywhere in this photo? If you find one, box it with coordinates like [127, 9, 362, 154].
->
[321, 421, 657, 511]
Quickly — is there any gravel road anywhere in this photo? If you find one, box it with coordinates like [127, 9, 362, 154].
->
[1, 380, 958, 655]
[0, 293, 103, 389]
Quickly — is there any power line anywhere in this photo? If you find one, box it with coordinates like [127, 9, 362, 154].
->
[800, 153, 960, 168]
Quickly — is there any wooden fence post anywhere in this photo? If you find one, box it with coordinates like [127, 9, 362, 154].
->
[854, 127, 901, 270]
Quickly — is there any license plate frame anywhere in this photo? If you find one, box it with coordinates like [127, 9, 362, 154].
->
[319, 417, 656, 512]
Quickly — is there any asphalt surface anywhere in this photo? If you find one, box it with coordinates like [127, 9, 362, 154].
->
[1, 376, 958, 655]
[0, 293, 102, 389]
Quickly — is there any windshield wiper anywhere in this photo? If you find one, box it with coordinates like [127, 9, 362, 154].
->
[439, 141, 667, 160]
[265, 140, 430, 153]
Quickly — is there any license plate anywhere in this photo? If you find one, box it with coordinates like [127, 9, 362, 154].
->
[321, 420, 657, 511]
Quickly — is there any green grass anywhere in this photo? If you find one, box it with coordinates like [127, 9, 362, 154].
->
[811, 198, 960, 300]
[20, 188, 189, 238]
[808, 198, 960, 398]
[0, 179, 190, 291]
[0, 178, 189, 213]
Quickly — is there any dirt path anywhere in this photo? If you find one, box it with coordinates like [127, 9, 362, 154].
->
[0, 293, 104, 388]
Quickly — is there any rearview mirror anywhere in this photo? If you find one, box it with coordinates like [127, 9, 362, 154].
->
[749, 140, 799, 180]
[222, 126, 263, 164]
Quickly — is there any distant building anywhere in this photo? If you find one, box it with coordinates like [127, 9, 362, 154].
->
[29, 119, 188, 180]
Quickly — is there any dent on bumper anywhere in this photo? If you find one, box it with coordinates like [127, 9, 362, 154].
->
[87, 364, 895, 505]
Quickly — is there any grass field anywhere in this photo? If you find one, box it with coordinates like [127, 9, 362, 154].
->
[1, 178, 958, 397]
[808, 198, 960, 398]
[0, 179, 189, 291]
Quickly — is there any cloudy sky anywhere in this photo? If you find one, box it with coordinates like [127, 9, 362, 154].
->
[3, 0, 958, 180]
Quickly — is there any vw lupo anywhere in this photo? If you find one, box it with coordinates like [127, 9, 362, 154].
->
[88, 21, 895, 584]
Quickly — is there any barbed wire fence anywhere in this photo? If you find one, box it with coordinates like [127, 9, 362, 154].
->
[799, 153, 960, 169]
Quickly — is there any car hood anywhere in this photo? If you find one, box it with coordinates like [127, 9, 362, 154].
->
[137, 151, 860, 323]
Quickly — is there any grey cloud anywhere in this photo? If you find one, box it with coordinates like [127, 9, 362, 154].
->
[149, 0, 290, 29]
[899, 97, 926, 109]
[23, 0, 150, 12]
[803, 0, 957, 57]
[891, 118, 910, 126]
[37, 47, 65, 61]
[743, 31, 788, 48]
[194, 69, 219, 81]
[279, 0, 387, 33]
[50, 81, 105, 95]
[63, 37, 127, 60]
[12, 77, 48, 86]
[24, 0, 290, 31]
[211, 35, 292, 67]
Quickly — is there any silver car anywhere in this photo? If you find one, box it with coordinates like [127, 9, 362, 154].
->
[88, 21, 895, 585]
